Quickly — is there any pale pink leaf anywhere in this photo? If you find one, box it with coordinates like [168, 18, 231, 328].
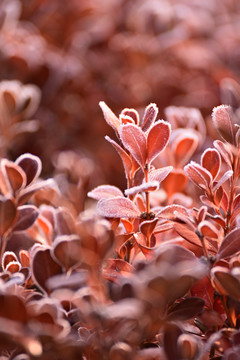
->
[149, 166, 173, 184]
[147, 120, 171, 164]
[124, 181, 159, 196]
[99, 101, 120, 133]
[97, 197, 140, 218]
[88, 185, 123, 200]
[184, 162, 211, 190]
[213, 140, 232, 169]
[119, 124, 147, 168]
[156, 204, 189, 220]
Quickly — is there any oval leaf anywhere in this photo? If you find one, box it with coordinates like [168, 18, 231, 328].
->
[217, 228, 240, 260]
[147, 120, 171, 164]
[119, 124, 147, 168]
[88, 185, 123, 200]
[97, 197, 140, 218]
[13, 205, 39, 232]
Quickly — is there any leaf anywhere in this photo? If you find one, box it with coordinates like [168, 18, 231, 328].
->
[15, 153, 42, 186]
[167, 297, 205, 321]
[12, 205, 39, 232]
[102, 259, 135, 282]
[211, 267, 240, 300]
[163, 323, 182, 360]
[213, 140, 233, 169]
[212, 105, 235, 144]
[99, 101, 120, 133]
[88, 185, 123, 200]
[149, 166, 173, 184]
[173, 133, 199, 167]
[2, 251, 18, 270]
[212, 170, 233, 193]
[121, 108, 139, 125]
[198, 221, 219, 239]
[1, 160, 26, 195]
[31, 246, 63, 293]
[184, 162, 211, 190]
[217, 228, 240, 260]
[157, 204, 189, 221]
[124, 181, 159, 196]
[140, 218, 159, 239]
[52, 235, 82, 270]
[161, 169, 188, 197]
[141, 103, 158, 132]
[0, 196, 16, 235]
[97, 197, 140, 218]
[147, 120, 171, 164]
[119, 124, 147, 168]
[174, 223, 202, 248]
[201, 148, 221, 180]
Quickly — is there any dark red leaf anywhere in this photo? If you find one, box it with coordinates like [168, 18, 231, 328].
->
[15, 153, 42, 186]
[31, 246, 63, 293]
[217, 228, 240, 260]
[13, 205, 39, 232]
[167, 297, 205, 321]
[0, 196, 16, 235]
[141, 103, 158, 132]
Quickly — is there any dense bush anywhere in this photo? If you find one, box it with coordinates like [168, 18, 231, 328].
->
[1, 1, 240, 359]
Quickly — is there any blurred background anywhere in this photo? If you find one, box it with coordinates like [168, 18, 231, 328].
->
[0, 0, 240, 191]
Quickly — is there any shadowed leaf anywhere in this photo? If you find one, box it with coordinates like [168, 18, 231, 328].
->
[105, 136, 132, 177]
[0, 196, 16, 235]
[15, 153, 42, 186]
[167, 297, 205, 321]
[217, 228, 240, 260]
[141, 103, 158, 132]
[31, 246, 63, 293]
[13, 205, 39, 232]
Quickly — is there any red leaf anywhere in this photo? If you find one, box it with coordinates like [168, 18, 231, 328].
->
[88, 185, 123, 200]
[173, 133, 199, 167]
[99, 101, 120, 133]
[121, 108, 139, 125]
[141, 103, 158, 132]
[184, 162, 211, 190]
[217, 228, 240, 260]
[201, 148, 221, 180]
[161, 169, 188, 197]
[2, 251, 18, 270]
[174, 223, 202, 248]
[119, 124, 147, 168]
[52, 235, 81, 270]
[212, 170, 233, 192]
[97, 197, 140, 218]
[147, 120, 171, 164]
[211, 267, 240, 300]
[0, 196, 16, 235]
